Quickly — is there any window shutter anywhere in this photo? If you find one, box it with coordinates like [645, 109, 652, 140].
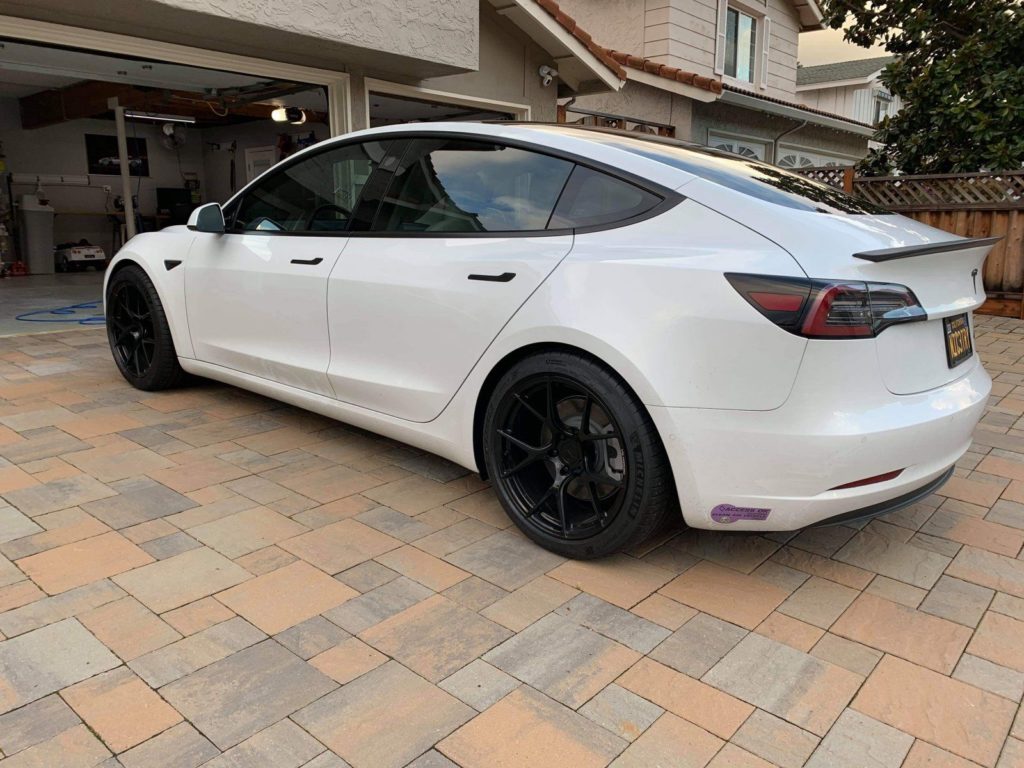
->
[759, 16, 771, 89]
[714, 0, 729, 75]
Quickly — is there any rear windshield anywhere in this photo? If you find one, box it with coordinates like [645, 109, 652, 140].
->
[548, 127, 888, 215]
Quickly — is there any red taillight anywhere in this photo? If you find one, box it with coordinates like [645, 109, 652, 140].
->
[801, 283, 873, 338]
[830, 469, 903, 490]
[725, 273, 926, 339]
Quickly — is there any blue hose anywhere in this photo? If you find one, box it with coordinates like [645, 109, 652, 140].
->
[15, 301, 106, 325]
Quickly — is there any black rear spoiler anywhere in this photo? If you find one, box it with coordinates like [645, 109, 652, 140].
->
[853, 236, 1002, 263]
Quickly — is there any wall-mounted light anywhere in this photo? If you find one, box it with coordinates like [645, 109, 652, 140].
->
[124, 111, 196, 124]
[271, 107, 306, 124]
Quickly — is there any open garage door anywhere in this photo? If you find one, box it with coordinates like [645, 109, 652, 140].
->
[0, 38, 337, 336]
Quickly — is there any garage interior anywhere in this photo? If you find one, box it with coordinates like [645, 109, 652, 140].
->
[0, 39, 513, 337]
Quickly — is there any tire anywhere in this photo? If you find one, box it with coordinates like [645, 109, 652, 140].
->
[483, 351, 677, 559]
[105, 264, 186, 391]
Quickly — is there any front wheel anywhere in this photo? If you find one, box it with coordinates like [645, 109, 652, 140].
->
[106, 265, 185, 391]
[483, 351, 677, 559]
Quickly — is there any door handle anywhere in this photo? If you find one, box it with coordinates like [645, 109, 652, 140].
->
[291, 257, 323, 265]
[468, 272, 516, 282]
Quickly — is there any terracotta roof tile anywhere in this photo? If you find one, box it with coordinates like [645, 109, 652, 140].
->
[529, 0, 723, 94]
[604, 48, 724, 94]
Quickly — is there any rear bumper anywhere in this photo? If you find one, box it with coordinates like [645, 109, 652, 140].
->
[649, 357, 990, 531]
[810, 466, 954, 528]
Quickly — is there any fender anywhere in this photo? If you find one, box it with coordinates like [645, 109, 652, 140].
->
[105, 230, 196, 360]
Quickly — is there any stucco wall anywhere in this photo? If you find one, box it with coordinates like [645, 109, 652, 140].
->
[346, 4, 561, 131]
[0, 0, 479, 76]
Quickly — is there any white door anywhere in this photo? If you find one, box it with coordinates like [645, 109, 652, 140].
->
[244, 146, 277, 183]
[185, 139, 391, 396]
[326, 137, 578, 422]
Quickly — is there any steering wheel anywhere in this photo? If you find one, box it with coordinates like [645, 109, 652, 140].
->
[306, 204, 351, 230]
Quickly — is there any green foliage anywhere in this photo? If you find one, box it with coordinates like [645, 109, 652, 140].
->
[821, 0, 1024, 175]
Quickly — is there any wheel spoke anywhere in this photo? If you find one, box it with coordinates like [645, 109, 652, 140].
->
[497, 429, 546, 454]
[513, 392, 546, 425]
[580, 432, 622, 442]
[545, 378, 563, 433]
[587, 481, 607, 522]
[500, 451, 546, 479]
[580, 394, 593, 435]
[556, 480, 570, 537]
[525, 484, 557, 517]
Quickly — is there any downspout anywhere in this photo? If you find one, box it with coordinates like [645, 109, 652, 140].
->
[772, 120, 807, 165]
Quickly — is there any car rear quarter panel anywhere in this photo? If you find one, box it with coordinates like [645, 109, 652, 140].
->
[105, 230, 195, 360]
[491, 199, 809, 411]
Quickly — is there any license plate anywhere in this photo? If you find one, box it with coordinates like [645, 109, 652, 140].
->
[943, 313, 973, 368]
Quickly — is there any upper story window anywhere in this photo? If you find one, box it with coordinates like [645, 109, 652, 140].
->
[872, 91, 893, 125]
[725, 7, 758, 83]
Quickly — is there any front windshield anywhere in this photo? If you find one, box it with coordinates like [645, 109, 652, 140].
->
[543, 127, 888, 215]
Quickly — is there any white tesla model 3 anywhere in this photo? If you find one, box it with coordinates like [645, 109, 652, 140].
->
[104, 122, 993, 558]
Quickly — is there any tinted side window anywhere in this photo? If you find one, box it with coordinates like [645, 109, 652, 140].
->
[373, 139, 573, 233]
[233, 141, 390, 233]
[549, 166, 662, 229]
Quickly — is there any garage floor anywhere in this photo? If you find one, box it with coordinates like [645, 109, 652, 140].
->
[0, 318, 1022, 767]
[0, 272, 105, 337]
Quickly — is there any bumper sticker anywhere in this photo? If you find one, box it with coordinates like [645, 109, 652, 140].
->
[711, 504, 771, 524]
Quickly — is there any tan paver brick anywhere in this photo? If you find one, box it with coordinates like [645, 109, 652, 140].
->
[438, 685, 625, 768]
[215, 560, 356, 634]
[831, 593, 972, 673]
[549, 554, 674, 609]
[966, 611, 1024, 672]
[16, 531, 153, 595]
[660, 560, 788, 630]
[309, 636, 387, 684]
[618, 657, 753, 739]
[61, 667, 182, 752]
[280, 519, 400, 574]
[853, 655, 1016, 766]
[113, 547, 251, 613]
[79, 596, 181, 661]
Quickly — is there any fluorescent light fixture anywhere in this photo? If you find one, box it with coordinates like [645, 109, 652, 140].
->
[271, 106, 306, 124]
[124, 111, 196, 124]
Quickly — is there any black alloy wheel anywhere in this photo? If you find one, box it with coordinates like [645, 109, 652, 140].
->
[105, 264, 186, 391]
[484, 351, 676, 558]
[108, 282, 156, 378]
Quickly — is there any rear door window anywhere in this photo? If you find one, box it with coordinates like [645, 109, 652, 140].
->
[372, 138, 574, 233]
[548, 165, 662, 229]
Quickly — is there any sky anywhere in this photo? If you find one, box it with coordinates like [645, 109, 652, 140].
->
[798, 27, 888, 66]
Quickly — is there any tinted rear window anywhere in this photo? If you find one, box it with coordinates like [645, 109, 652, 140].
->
[551, 128, 888, 215]
[549, 166, 662, 229]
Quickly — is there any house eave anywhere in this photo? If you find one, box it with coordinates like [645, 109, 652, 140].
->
[720, 88, 875, 136]
[488, 0, 624, 93]
[628, 69, 720, 103]
[796, 73, 883, 91]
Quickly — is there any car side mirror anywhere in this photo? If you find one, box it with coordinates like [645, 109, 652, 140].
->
[188, 203, 225, 234]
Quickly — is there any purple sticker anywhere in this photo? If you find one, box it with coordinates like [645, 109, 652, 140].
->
[711, 504, 771, 524]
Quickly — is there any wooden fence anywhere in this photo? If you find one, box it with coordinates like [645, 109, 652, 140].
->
[793, 168, 1024, 318]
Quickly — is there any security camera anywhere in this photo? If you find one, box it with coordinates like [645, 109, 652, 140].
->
[539, 65, 559, 87]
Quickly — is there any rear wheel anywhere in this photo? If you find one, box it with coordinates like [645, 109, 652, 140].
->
[483, 351, 676, 558]
[106, 265, 185, 391]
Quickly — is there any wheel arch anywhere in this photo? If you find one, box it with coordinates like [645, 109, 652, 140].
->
[105, 248, 195, 359]
[471, 341, 666, 481]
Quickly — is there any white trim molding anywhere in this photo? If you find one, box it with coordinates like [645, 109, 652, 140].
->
[0, 15, 353, 135]
[363, 78, 531, 127]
